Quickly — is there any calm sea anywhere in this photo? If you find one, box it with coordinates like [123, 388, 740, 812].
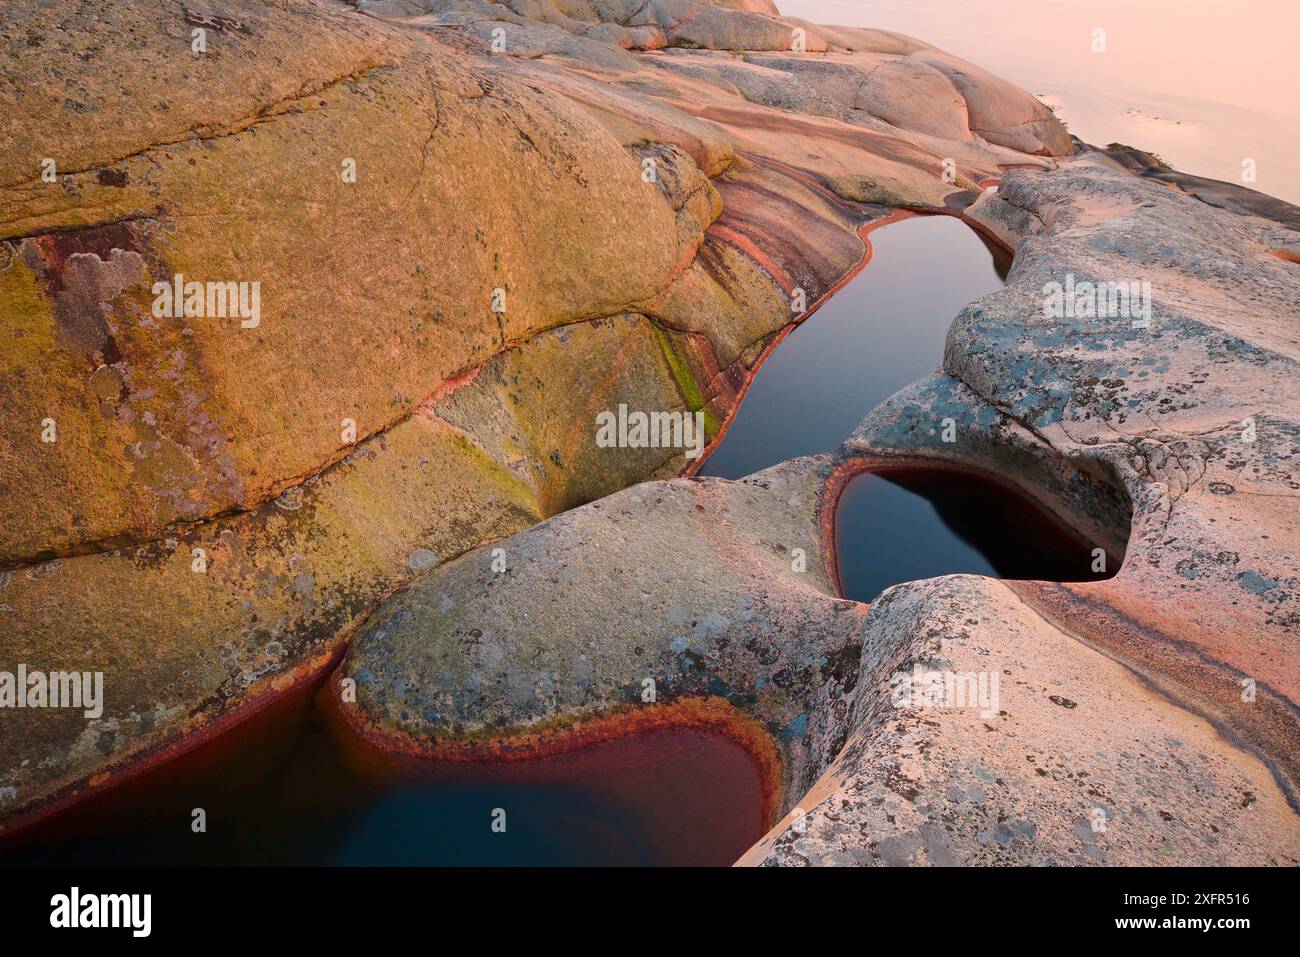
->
[782, 0, 1300, 204]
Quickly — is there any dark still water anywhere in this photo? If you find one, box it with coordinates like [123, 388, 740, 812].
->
[835, 469, 1114, 604]
[700, 214, 1010, 479]
[1, 681, 766, 866]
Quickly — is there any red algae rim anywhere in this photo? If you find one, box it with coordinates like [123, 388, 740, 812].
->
[324, 664, 785, 830]
[0, 638, 352, 844]
[0, 637, 785, 845]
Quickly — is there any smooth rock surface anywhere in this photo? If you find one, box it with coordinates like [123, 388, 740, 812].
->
[336, 157, 1300, 864]
[0, 0, 1070, 830]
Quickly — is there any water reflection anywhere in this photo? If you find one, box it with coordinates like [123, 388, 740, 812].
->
[699, 215, 1009, 479]
[835, 469, 1114, 604]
